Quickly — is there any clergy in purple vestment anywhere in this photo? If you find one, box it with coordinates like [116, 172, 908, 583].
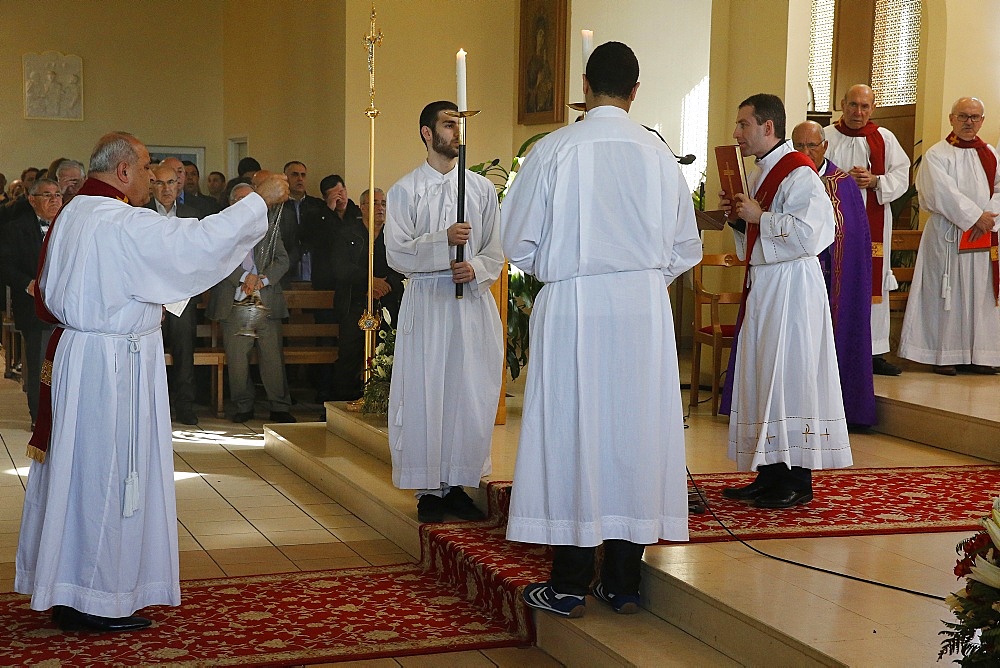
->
[720, 121, 876, 427]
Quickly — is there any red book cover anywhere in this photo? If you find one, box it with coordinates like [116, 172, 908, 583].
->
[959, 227, 992, 253]
[715, 145, 749, 221]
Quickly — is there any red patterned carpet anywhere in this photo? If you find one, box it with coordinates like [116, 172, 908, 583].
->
[679, 465, 1000, 542]
[3, 467, 992, 665]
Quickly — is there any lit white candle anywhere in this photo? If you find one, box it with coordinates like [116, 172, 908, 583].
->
[581, 30, 594, 70]
[456, 48, 468, 111]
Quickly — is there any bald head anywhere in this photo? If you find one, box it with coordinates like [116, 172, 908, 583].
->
[160, 157, 185, 197]
[950, 97, 986, 141]
[791, 120, 828, 170]
[151, 164, 179, 209]
[841, 84, 876, 130]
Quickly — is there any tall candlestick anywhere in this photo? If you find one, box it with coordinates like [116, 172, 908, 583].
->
[456, 48, 467, 111]
[581, 30, 594, 70]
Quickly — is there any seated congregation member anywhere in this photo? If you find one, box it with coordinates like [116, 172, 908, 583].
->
[147, 164, 202, 425]
[721, 94, 852, 509]
[207, 179, 296, 424]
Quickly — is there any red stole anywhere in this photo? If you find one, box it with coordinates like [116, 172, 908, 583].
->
[947, 132, 1000, 304]
[834, 118, 886, 303]
[740, 150, 817, 302]
[27, 178, 130, 464]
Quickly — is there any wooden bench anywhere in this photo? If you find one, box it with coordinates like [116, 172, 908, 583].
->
[162, 289, 339, 417]
[278, 289, 339, 367]
[889, 229, 922, 313]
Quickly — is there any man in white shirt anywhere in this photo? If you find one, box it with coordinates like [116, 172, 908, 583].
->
[825, 84, 912, 376]
[384, 100, 504, 525]
[502, 42, 702, 618]
[899, 97, 1000, 374]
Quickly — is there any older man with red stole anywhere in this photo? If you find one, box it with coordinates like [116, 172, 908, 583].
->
[16, 132, 288, 633]
[720, 94, 852, 510]
[899, 97, 1000, 375]
[792, 121, 876, 428]
[825, 84, 911, 377]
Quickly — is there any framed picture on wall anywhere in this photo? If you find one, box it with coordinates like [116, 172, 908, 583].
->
[147, 146, 206, 178]
[23, 51, 83, 121]
[517, 0, 567, 125]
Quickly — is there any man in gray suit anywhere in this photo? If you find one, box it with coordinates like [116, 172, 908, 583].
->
[148, 164, 203, 425]
[208, 179, 296, 423]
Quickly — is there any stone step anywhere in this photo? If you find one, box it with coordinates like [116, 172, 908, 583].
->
[265, 409, 837, 667]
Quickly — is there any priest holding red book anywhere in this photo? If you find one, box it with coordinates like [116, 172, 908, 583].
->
[720, 93, 852, 509]
[898, 97, 1000, 375]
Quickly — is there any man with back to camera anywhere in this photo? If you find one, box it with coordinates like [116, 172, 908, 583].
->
[502, 41, 702, 617]
[383, 100, 504, 524]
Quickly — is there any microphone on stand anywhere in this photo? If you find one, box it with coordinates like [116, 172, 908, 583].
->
[643, 125, 698, 165]
[678, 154, 698, 165]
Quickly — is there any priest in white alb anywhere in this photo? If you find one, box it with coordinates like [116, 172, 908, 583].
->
[722, 94, 852, 509]
[502, 42, 701, 618]
[898, 97, 1000, 374]
[384, 100, 504, 524]
[16, 132, 287, 633]
[825, 84, 911, 377]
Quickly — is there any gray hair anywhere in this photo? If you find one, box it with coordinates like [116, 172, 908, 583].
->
[56, 159, 85, 179]
[359, 188, 385, 205]
[28, 178, 60, 195]
[89, 132, 139, 174]
[229, 182, 254, 204]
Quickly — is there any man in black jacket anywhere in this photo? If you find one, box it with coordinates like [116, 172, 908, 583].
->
[0, 179, 61, 427]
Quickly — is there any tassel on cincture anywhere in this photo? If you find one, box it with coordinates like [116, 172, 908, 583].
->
[942, 273, 952, 312]
[123, 471, 140, 517]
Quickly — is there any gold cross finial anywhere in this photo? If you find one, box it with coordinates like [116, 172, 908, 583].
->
[364, 1, 383, 117]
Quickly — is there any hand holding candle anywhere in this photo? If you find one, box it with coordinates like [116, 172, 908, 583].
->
[456, 48, 467, 110]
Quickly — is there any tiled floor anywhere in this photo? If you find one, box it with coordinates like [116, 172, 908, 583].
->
[0, 366, 556, 666]
[3, 350, 999, 666]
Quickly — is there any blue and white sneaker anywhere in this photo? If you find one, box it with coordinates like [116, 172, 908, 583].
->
[522, 583, 586, 618]
[592, 582, 640, 614]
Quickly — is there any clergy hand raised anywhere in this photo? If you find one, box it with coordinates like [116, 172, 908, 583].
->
[967, 210, 999, 242]
[448, 222, 471, 246]
[252, 172, 290, 207]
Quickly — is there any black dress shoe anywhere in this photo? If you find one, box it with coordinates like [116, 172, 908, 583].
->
[722, 478, 773, 501]
[232, 410, 254, 423]
[417, 494, 446, 523]
[873, 356, 902, 376]
[268, 411, 297, 423]
[176, 409, 199, 426]
[55, 606, 151, 632]
[754, 489, 813, 509]
[443, 486, 486, 520]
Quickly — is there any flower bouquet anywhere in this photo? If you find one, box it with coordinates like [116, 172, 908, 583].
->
[361, 309, 395, 415]
[940, 497, 1000, 665]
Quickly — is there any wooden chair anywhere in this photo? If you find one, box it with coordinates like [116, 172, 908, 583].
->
[690, 252, 745, 415]
[888, 229, 922, 313]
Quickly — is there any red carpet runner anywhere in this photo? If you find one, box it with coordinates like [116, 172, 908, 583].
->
[678, 465, 1000, 542]
[0, 485, 548, 667]
[2, 466, 992, 665]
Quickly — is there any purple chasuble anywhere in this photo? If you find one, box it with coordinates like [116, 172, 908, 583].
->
[720, 160, 876, 426]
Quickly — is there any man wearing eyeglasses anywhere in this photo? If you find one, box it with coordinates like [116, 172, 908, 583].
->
[792, 121, 875, 429]
[147, 164, 202, 425]
[826, 84, 912, 377]
[899, 97, 1000, 375]
[0, 179, 61, 427]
